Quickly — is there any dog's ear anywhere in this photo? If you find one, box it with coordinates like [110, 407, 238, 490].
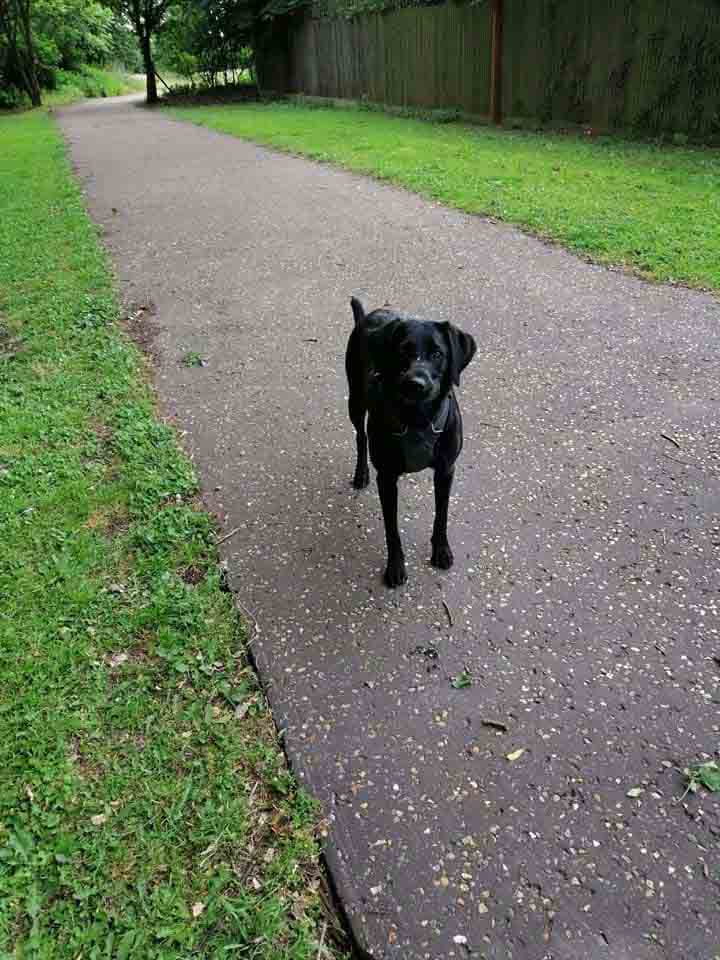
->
[350, 297, 365, 327]
[439, 322, 477, 386]
[367, 317, 403, 372]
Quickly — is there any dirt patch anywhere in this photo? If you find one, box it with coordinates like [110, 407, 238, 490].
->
[0, 319, 23, 362]
[122, 301, 161, 363]
[181, 565, 206, 586]
[67, 736, 104, 781]
[159, 85, 260, 109]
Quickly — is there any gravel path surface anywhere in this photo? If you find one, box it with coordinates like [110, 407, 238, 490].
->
[58, 96, 720, 960]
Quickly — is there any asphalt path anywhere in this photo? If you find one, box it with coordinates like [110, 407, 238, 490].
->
[58, 96, 720, 959]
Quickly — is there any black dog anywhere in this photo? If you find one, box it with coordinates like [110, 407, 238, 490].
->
[345, 298, 476, 587]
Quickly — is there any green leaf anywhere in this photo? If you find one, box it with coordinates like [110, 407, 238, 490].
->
[9, 828, 34, 860]
[693, 761, 720, 792]
[117, 929, 137, 959]
[451, 670, 472, 689]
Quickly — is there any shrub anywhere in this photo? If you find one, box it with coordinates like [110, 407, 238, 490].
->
[0, 84, 29, 110]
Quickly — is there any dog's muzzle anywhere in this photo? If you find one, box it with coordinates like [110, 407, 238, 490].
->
[401, 372, 433, 399]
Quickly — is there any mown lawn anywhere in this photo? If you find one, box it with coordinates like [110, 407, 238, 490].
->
[0, 111, 345, 959]
[170, 102, 720, 292]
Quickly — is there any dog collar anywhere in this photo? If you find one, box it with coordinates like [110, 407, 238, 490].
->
[391, 393, 451, 438]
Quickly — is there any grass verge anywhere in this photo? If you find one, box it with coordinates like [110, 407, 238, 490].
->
[0, 110, 346, 958]
[169, 101, 720, 292]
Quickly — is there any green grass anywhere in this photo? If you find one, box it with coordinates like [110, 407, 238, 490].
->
[0, 110, 345, 958]
[43, 68, 145, 107]
[170, 102, 720, 291]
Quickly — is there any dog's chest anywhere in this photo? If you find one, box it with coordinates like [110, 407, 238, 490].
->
[393, 428, 440, 473]
[367, 391, 451, 474]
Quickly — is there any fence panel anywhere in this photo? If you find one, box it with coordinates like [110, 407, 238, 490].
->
[289, 4, 492, 116]
[502, 0, 720, 134]
[286, 0, 720, 136]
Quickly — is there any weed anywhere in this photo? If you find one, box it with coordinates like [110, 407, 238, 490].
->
[181, 350, 206, 367]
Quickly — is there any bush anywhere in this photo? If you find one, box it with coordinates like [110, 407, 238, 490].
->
[0, 84, 29, 110]
[43, 67, 145, 105]
[54, 66, 124, 97]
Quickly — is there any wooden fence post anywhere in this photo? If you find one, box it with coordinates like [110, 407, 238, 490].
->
[490, 0, 503, 124]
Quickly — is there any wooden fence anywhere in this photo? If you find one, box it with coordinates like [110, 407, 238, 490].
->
[279, 0, 720, 137]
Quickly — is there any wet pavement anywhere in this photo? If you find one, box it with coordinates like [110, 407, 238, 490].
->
[58, 96, 720, 960]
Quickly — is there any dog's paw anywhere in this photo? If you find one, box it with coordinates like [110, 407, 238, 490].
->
[352, 465, 370, 489]
[384, 554, 407, 588]
[431, 541, 454, 570]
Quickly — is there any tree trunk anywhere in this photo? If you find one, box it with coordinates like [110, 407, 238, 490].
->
[140, 30, 158, 104]
[17, 0, 41, 106]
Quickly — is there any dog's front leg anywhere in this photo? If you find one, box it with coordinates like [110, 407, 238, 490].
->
[377, 471, 406, 587]
[431, 465, 454, 570]
[349, 400, 370, 489]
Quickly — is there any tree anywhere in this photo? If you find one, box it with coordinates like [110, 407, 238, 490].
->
[33, 0, 114, 71]
[155, 0, 305, 93]
[105, 0, 176, 103]
[105, 0, 302, 105]
[0, 0, 42, 105]
[1, 0, 124, 107]
[157, 0, 255, 88]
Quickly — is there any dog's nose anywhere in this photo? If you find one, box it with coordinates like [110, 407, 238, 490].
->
[403, 375, 431, 397]
[405, 375, 428, 393]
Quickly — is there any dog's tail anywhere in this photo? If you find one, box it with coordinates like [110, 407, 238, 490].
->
[350, 297, 365, 327]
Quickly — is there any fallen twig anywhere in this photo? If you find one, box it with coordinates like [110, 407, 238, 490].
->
[442, 599, 453, 628]
[236, 598, 260, 645]
[660, 432, 681, 449]
[662, 452, 708, 472]
[482, 718, 508, 732]
[215, 526, 241, 545]
[317, 922, 327, 960]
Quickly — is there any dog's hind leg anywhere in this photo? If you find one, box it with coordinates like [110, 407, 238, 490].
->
[378, 471, 406, 587]
[431, 465, 455, 570]
[349, 395, 370, 489]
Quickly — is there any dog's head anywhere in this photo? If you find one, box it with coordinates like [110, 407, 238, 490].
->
[357, 302, 476, 408]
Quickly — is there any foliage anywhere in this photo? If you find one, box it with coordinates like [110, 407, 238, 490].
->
[684, 761, 720, 795]
[32, 0, 114, 72]
[0, 80, 27, 107]
[156, 0, 255, 87]
[156, 0, 309, 89]
[43, 65, 145, 103]
[311, 0, 443, 18]
[171, 101, 720, 291]
[0, 107, 346, 959]
[0, 0, 140, 106]
[105, 11, 142, 71]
